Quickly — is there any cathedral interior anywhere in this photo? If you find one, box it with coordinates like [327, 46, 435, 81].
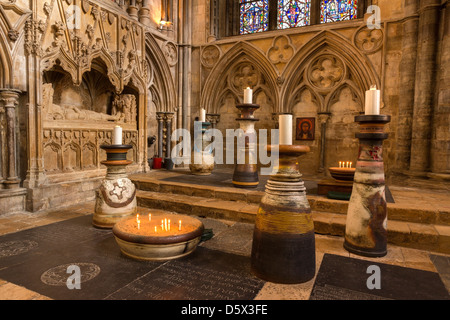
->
[0, 0, 449, 302]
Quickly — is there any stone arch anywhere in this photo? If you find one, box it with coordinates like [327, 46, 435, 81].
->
[201, 41, 279, 114]
[0, 18, 12, 87]
[145, 33, 176, 113]
[282, 30, 380, 112]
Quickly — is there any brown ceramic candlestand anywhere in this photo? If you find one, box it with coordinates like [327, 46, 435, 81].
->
[232, 103, 259, 188]
[251, 144, 315, 284]
[344, 114, 391, 257]
[93, 144, 137, 228]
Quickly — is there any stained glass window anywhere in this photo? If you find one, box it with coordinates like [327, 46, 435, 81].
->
[320, 0, 358, 23]
[277, 1, 311, 29]
[239, 0, 269, 34]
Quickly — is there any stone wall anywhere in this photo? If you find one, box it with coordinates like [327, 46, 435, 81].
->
[190, 0, 450, 180]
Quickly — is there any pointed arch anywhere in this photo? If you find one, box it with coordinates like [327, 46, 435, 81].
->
[282, 30, 380, 111]
[0, 17, 12, 88]
[145, 33, 176, 113]
[201, 41, 279, 114]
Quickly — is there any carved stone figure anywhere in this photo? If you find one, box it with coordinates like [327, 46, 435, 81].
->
[111, 94, 137, 123]
[42, 83, 119, 121]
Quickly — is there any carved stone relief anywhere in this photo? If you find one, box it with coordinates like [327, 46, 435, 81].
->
[267, 35, 295, 65]
[163, 41, 178, 67]
[201, 45, 221, 68]
[353, 26, 384, 54]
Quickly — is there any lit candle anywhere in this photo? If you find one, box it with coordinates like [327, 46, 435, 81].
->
[164, 218, 167, 231]
[136, 214, 140, 223]
[148, 213, 151, 221]
[179, 220, 182, 231]
[339, 161, 342, 168]
[161, 219, 164, 230]
[137, 219, 140, 230]
[244, 87, 252, 104]
[154, 226, 157, 233]
[365, 85, 380, 115]
[350, 162, 353, 168]
[200, 108, 206, 122]
[279, 114, 293, 145]
[168, 219, 171, 231]
[113, 125, 122, 145]
[346, 161, 349, 168]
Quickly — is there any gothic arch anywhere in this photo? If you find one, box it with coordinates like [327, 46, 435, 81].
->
[145, 33, 176, 113]
[0, 19, 12, 87]
[282, 30, 380, 112]
[201, 41, 279, 114]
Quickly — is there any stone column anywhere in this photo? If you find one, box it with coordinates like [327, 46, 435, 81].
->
[430, 0, 450, 177]
[317, 112, 331, 173]
[0, 105, 5, 187]
[0, 89, 21, 189]
[139, 0, 151, 26]
[156, 112, 165, 158]
[395, 2, 419, 173]
[127, 0, 139, 19]
[410, 0, 441, 175]
[164, 112, 175, 159]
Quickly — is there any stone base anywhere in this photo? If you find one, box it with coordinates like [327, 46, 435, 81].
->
[317, 179, 353, 195]
[0, 188, 27, 215]
[26, 177, 102, 212]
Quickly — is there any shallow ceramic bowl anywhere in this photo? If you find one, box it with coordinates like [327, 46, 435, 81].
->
[113, 213, 204, 261]
[328, 167, 356, 181]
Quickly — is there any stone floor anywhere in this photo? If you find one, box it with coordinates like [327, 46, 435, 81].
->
[0, 201, 449, 300]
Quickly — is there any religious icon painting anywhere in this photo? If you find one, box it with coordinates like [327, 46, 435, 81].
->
[296, 117, 315, 140]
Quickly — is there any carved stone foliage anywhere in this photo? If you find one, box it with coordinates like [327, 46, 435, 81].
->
[42, 128, 138, 174]
[35, 0, 147, 93]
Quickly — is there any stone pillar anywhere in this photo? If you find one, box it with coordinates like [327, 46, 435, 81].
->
[395, 2, 419, 172]
[156, 112, 165, 158]
[0, 104, 4, 187]
[139, 0, 151, 26]
[127, 0, 139, 19]
[318, 112, 331, 173]
[164, 112, 175, 159]
[0, 89, 21, 189]
[410, 0, 441, 175]
[430, 0, 450, 177]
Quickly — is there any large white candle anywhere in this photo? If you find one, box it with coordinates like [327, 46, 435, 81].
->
[279, 114, 292, 145]
[244, 87, 253, 104]
[113, 125, 122, 145]
[200, 108, 206, 122]
[365, 85, 380, 115]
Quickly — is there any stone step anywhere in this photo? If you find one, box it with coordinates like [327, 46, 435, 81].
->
[136, 190, 450, 255]
[131, 177, 450, 226]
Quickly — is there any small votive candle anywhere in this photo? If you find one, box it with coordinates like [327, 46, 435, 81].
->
[179, 220, 182, 231]
[148, 213, 151, 221]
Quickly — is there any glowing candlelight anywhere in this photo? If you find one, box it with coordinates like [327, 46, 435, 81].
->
[161, 219, 164, 229]
[339, 161, 342, 168]
[136, 214, 140, 223]
[346, 161, 349, 168]
[179, 220, 182, 231]
[164, 218, 167, 231]
[154, 226, 157, 233]
[350, 162, 353, 168]
[149, 213, 151, 221]
[168, 219, 171, 231]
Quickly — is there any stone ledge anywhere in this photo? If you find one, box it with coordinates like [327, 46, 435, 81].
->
[136, 190, 450, 254]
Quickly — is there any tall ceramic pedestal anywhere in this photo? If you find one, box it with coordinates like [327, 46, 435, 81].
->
[344, 115, 391, 257]
[251, 145, 315, 284]
[189, 121, 214, 175]
[93, 144, 137, 228]
[232, 103, 259, 188]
